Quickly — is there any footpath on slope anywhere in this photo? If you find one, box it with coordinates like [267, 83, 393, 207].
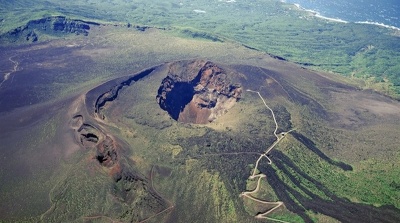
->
[0, 56, 19, 89]
[240, 89, 294, 223]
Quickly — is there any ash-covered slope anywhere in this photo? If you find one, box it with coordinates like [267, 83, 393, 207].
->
[75, 57, 400, 223]
[1, 30, 400, 222]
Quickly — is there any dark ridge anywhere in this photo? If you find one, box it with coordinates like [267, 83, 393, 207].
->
[263, 166, 314, 223]
[73, 19, 101, 26]
[80, 133, 99, 143]
[134, 25, 151, 32]
[73, 118, 102, 146]
[1, 16, 100, 43]
[271, 150, 334, 196]
[295, 62, 347, 67]
[72, 114, 83, 119]
[239, 45, 288, 61]
[242, 44, 259, 51]
[26, 16, 100, 28]
[301, 198, 400, 223]
[267, 53, 287, 61]
[291, 132, 353, 171]
[272, 152, 335, 202]
[295, 62, 317, 66]
[179, 29, 223, 42]
[92, 66, 158, 115]
[126, 23, 166, 31]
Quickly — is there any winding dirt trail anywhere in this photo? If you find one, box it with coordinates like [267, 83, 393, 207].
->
[240, 89, 293, 223]
[0, 56, 19, 89]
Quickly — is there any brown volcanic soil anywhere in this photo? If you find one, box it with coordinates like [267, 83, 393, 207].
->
[156, 60, 242, 124]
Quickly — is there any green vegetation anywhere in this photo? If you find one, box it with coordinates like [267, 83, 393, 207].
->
[1, 0, 399, 96]
[344, 155, 400, 207]
[0, 114, 63, 221]
[279, 137, 400, 209]
[269, 212, 305, 223]
[154, 165, 241, 223]
[1, 0, 399, 222]
[172, 27, 223, 42]
[40, 157, 112, 222]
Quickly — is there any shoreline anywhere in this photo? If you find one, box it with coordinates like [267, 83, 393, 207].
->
[285, 1, 400, 30]
[355, 21, 400, 31]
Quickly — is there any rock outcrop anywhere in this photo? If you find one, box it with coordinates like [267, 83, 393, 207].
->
[95, 136, 118, 168]
[157, 60, 242, 124]
[91, 67, 158, 118]
[1, 16, 100, 43]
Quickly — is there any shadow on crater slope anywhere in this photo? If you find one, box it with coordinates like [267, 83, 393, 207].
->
[78, 58, 400, 223]
[263, 150, 400, 223]
[156, 60, 242, 124]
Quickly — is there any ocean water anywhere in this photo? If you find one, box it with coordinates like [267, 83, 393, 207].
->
[282, 0, 400, 29]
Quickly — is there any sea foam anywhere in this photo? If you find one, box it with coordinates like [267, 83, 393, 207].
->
[293, 3, 348, 24]
[290, 2, 400, 29]
[355, 21, 400, 31]
[193, 9, 206, 13]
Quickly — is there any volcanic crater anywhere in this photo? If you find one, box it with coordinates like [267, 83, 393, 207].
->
[156, 60, 242, 124]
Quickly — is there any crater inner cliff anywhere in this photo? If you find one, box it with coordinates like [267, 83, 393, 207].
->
[156, 60, 242, 124]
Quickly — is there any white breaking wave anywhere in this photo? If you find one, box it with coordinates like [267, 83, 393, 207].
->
[292, 3, 348, 23]
[289, 2, 400, 29]
[193, 9, 206, 13]
[355, 21, 400, 31]
[314, 14, 348, 23]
